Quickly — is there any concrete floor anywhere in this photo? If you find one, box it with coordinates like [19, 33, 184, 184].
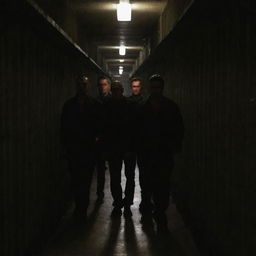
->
[42, 164, 200, 256]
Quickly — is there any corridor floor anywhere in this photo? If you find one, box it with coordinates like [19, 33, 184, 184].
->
[41, 165, 200, 256]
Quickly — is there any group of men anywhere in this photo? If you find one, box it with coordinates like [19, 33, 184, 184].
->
[61, 74, 184, 233]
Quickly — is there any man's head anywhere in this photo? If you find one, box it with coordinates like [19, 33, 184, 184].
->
[111, 81, 124, 99]
[98, 76, 111, 96]
[130, 77, 142, 96]
[76, 74, 89, 96]
[148, 74, 164, 96]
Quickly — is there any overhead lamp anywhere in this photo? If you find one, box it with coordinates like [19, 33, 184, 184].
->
[119, 66, 124, 75]
[117, 0, 132, 21]
[119, 59, 124, 62]
[119, 45, 126, 55]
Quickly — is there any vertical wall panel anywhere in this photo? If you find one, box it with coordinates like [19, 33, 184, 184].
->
[1, 1, 105, 255]
[134, 0, 256, 254]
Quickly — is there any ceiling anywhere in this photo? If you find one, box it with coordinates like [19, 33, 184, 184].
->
[72, 0, 167, 81]
[34, 0, 168, 94]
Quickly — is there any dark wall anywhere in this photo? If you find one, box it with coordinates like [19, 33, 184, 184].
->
[134, 0, 256, 255]
[1, 1, 105, 255]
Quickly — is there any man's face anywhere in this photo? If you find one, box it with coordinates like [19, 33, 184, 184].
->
[77, 76, 89, 96]
[131, 80, 142, 96]
[98, 79, 111, 96]
[149, 81, 163, 96]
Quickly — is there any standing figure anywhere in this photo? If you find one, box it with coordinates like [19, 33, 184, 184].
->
[61, 75, 100, 223]
[95, 76, 112, 201]
[123, 77, 145, 217]
[138, 74, 184, 233]
[104, 81, 131, 217]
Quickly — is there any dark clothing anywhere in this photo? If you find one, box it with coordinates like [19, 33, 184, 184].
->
[137, 95, 184, 225]
[95, 151, 106, 198]
[97, 93, 112, 103]
[68, 159, 94, 218]
[104, 96, 132, 153]
[127, 94, 145, 106]
[61, 95, 100, 216]
[123, 152, 136, 206]
[137, 152, 173, 212]
[138, 95, 184, 154]
[128, 94, 145, 146]
[108, 153, 124, 208]
[104, 96, 132, 207]
[122, 94, 145, 206]
[95, 93, 111, 197]
[61, 96, 101, 155]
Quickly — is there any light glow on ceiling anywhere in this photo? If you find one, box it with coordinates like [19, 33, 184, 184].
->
[119, 66, 124, 75]
[119, 45, 126, 55]
[117, 1, 132, 21]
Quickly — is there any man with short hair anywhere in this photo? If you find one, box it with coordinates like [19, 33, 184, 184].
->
[122, 77, 144, 217]
[129, 77, 143, 98]
[61, 75, 100, 223]
[104, 81, 131, 217]
[98, 76, 112, 100]
[95, 76, 112, 201]
[138, 74, 184, 233]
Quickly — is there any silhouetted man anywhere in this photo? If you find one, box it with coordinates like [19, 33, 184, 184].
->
[61, 75, 100, 223]
[96, 76, 112, 201]
[123, 77, 144, 217]
[104, 81, 131, 217]
[137, 74, 184, 233]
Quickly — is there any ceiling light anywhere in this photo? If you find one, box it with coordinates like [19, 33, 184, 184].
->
[117, 0, 132, 21]
[119, 45, 126, 55]
[119, 59, 124, 62]
[119, 66, 124, 75]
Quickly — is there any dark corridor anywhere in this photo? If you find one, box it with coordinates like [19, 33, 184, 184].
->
[1, 0, 256, 256]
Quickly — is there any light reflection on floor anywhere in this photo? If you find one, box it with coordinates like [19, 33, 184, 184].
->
[42, 164, 200, 256]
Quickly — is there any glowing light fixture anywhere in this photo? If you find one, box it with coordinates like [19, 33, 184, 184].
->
[119, 59, 124, 62]
[117, 0, 132, 21]
[119, 45, 126, 55]
[119, 66, 124, 75]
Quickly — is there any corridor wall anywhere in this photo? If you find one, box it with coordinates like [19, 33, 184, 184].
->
[134, 0, 256, 255]
[1, 1, 105, 255]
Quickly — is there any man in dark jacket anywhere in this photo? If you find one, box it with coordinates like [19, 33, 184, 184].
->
[61, 75, 100, 223]
[137, 74, 184, 233]
[95, 76, 112, 202]
[104, 81, 131, 217]
[123, 77, 144, 217]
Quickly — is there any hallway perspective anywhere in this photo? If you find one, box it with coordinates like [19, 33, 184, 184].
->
[2, 0, 256, 255]
[41, 165, 200, 256]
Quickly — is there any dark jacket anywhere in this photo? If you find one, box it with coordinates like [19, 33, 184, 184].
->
[61, 95, 101, 159]
[138, 95, 184, 154]
[103, 96, 132, 153]
[127, 94, 145, 106]
[97, 93, 112, 105]
[95, 93, 111, 152]
[127, 94, 145, 151]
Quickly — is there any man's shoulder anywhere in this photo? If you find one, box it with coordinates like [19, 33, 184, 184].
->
[97, 94, 112, 104]
[128, 94, 145, 104]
